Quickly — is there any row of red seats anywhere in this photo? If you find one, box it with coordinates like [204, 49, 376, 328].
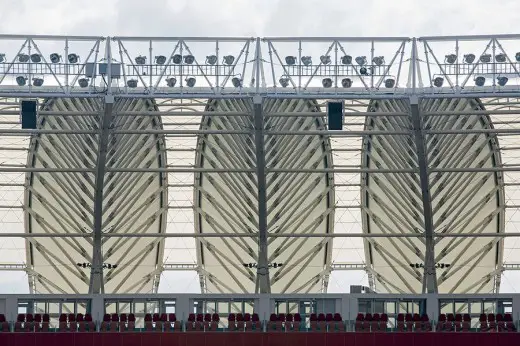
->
[437, 313, 516, 332]
[355, 313, 432, 332]
[228, 313, 261, 331]
[0, 313, 96, 332]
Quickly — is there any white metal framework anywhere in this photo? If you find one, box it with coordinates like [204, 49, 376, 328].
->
[1, 34, 520, 296]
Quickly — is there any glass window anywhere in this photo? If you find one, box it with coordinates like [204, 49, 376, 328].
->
[118, 302, 131, 314]
[440, 301, 453, 314]
[455, 302, 469, 313]
[385, 301, 396, 314]
[470, 302, 482, 314]
[134, 302, 145, 314]
[62, 302, 74, 314]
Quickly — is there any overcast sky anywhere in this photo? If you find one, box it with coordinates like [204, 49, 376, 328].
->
[1, 0, 520, 296]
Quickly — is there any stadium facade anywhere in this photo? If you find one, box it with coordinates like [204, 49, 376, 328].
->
[0, 34, 518, 298]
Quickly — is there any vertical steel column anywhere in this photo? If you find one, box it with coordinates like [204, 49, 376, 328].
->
[89, 38, 114, 294]
[89, 95, 114, 294]
[409, 96, 438, 294]
[253, 95, 271, 294]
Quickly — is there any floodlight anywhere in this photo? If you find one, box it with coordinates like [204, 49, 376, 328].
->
[463, 54, 475, 64]
[497, 76, 508, 86]
[341, 78, 352, 88]
[445, 54, 457, 64]
[355, 56, 367, 66]
[279, 76, 289, 87]
[49, 53, 61, 63]
[480, 54, 491, 63]
[341, 55, 352, 65]
[495, 53, 507, 63]
[185, 77, 196, 87]
[172, 54, 182, 64]
[206, 55, 217, 65]
[78, 78, 89, 88]
[16, 76, 27, 86]
[166, 77, 176, 87]
[384, 78, 395, 88]
[285, 56, 296, 65]
[223, 55, 235, 65]
[127, 79, 138, 88]
[372, 56, 385, 66]
[433, 76, 444, 87]
[155, 55, 167, 65]
[0, 54, 5, 63]
[320, 55, 331, 65]
[475, 76, 485, 86]
[232, 77, 242, 88]
[18, 54, 29, 63]
[301, 56, 312, 66]
[30, 54, 41, 63]
[67, 53, 79, 64]
[359, 67, 368, 75]
[322, 78, 332, 88]
[32, 77, 43, 87]
[516, 52, 520, 62]
[134, 56, 146, 65]
[183, 55, 195, 64]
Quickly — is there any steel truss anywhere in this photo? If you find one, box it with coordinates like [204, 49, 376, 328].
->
[1, 34, 520, 296]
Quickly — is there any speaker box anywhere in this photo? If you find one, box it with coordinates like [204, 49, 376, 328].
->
[21, 100, 37, 129]
[327, 101, 343, 130]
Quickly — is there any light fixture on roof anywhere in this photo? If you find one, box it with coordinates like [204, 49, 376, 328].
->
[301, 56, 312, 66]
[155, 55, 167, 65]
[18, 54, 29, 63]
[516, 52, 520, 62]
[320, 55, 331, 65]
[127, 79, 138, 88]
[372, 56, 385, 66]
[134, 56, 146, 65]
[341, 55, 352, 65]
[32, 77, 43, 87]
[322, 78, 332, 88]
[384, 78, 395, 88]
[67, 53, 79, 64]
[0, 54, 5, 63]
[285, 56, 296, 65]
[433, 76, 444, 87]
[30, 54, 41, 63]
[172, 54, 182, 64]
[497, 76, 508, 87]
[183, 55, 195, 64]
[495, 53, 507, 63]
[223, 55, 235, 65]
[475, 76, 486, 86]
[279, 76, 289, 88]
[232, 76, 242, 88]
[341, 78, 352, 88]
[166, 77, 176, 87]
[463, 54, 475, 64]
[185, 77, 196, 87]
[359, 67, 368, 75]
[355, 56, 367, 66]
[206, 55, 217, 65]
[16, 76, 27, 86]
[49, 53, 61, 63]
[480, 54, 492, 63]
[78, 78, 89, 88]
[445, 54, 457, 64]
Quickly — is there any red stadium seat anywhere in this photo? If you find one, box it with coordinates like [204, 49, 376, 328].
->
[277, 313, 285, 331]
[496, 314, 505, 332]
[454, 314, 462, 331]
[77, 314, 86, 332]
[268, 313, 277, 331]
[334, 313, 344, 332]
[228, 313, 236, 331]
[412, 314, 421, 332]
[436, 314, 446, 332]
[310, 313, 318, 331]
[100, 314, 110, 332]
[25, 314, 34, 332]
[293, 313, 302, 332]
[119, 313, 127, 332]
[479, 313, 488, 332]
[211, 313, 219, 331]
[42, 314, 50, 332]
[84, 314, 95, 332]
[488, 314, 497, 332]
[504, 314, 516, 332]
[243, 313, 253, 332]
[363, 313, 372, 332]
[162, 313, 172, 332]
[153, 313, 163, 332]
[0, 314, 9, 332]
[371, 313, 380, 332]
[145, 313, 154, 331]
[462, 314, 470, 332]
[68, 313, 77, 332]
[58, 314, 68, 332]
[128, 314, 136, 332]
[355, 313, 364, 331]
[446, 313, 455, 332]
[325, 313, 333, 331]
[236, 313, 244, 331]
[252, 313, 261, 331]
[14, 314, 24, 332]
[318, 313, 326, 332]
[285, 313, 294, 332]
[397, 313, 405, 332]
[185, 313, 195, 331]
[110, 313, 118, 332]
[195, 313, 204, 331]
[34, 314, 42, 332]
